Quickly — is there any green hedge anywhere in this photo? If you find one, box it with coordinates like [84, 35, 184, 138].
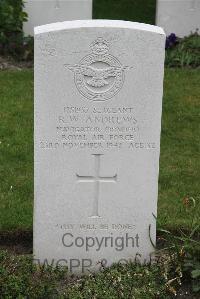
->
[93, 0, 156, 24]
[0, 0, 32, 60]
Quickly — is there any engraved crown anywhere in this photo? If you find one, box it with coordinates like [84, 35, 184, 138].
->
[90, 38, 109, 55]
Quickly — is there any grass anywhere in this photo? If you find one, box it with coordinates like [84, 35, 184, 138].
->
[93, 0, 156, 25]
[0, 69, 199, 231]
[0, 70, 33, 230]
[158, 69, 200, 230]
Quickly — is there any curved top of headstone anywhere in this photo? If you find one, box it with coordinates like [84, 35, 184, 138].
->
[34, 19, 165, 36]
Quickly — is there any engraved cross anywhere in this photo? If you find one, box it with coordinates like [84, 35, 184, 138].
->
[76, 154, 117, 218]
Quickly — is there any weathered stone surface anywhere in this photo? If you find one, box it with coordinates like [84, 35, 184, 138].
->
[24, 0, 92, 36]
[34, 20, 165, 274]
[156, 0, 200, 37]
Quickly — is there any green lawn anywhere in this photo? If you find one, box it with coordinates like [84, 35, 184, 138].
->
[159, 69, 200, 230]
[0, 69, 199, 231]
[0, 71, 33, 230]
[93, 0, 156, 25]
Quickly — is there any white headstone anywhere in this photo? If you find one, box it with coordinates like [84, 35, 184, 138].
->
[34, 20, 165, 274]
[23, 0, 92, 36]
[156, 0, 200, 37]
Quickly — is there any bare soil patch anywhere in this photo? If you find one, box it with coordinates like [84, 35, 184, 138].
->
[0, 230, 32, 254]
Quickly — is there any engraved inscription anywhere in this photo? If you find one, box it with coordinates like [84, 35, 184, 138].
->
[55, 223, 135, 231]
[65, 38, 131, 101]
[76, 154, 117, 218]
[39, 105, 157, 150]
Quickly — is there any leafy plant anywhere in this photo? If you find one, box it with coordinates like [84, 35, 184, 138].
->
[0, 0, 33, 60]
[0, 250, 68, 298]
[157, 196, 200, 294]
[0, 250, 173, 299]
[184, 255, 200, 293]
[165, 32, 200, 68]
[165, 33, 178, 49]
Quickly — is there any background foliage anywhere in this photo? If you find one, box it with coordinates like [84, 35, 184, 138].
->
[93, 0, 156, 25]
[0, 0, 33, 60]
[1, 0, 200, 68]
[165, 32, 200, 68]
